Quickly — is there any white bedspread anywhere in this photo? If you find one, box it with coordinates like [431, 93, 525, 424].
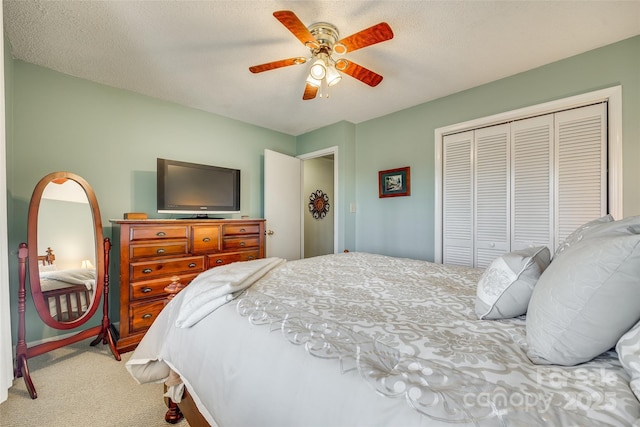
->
[127, 252, 640, 427]
[40, 268, 96, 290]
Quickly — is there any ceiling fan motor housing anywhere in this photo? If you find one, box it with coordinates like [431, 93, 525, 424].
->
[308, 22, 342, 54]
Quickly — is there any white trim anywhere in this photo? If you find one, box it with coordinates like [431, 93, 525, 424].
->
[435, 86, 623, 263]
[0, 3, 12, 402]
[298, 146, 339, 255]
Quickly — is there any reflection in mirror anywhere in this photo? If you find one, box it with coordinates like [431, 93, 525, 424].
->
[37, 179, 97, 322]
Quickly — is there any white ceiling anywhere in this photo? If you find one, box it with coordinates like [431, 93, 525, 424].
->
[4, 1, 640, 136]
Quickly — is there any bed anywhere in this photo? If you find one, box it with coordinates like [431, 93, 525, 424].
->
[126, 216, 640, 426]
[38, 247, 96, 322]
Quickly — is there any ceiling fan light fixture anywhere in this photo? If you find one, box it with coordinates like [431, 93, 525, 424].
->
[325, 65, 342, 87]
[309, 59, 326, 80]
[306, 73, 321, 88]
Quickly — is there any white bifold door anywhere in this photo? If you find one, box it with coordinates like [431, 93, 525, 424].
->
[443, 103, 607, 268]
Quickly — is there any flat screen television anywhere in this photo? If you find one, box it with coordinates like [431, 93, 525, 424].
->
[157, 158, 240, 216]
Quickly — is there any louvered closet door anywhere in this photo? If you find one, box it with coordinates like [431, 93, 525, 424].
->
[443, 131, 474, 266]
[554, 103, 607, 248]
[511, 115, 554, 251]
[474, 124, 510, 268]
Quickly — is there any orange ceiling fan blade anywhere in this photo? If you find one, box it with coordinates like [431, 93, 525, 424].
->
[335, 60, 383, 87]
[273, 10, 319, 49]
[334, 22, 393, 54]
[249, 57, 307, 73]
[302, 83, 319, 100]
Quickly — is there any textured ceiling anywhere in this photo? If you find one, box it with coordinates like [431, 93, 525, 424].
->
[4, 1, 640, 136]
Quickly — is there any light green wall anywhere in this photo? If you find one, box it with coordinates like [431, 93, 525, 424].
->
[6, 60, 296, 342]
[6, 35, 639, 343]
[355, 35, 640, 261]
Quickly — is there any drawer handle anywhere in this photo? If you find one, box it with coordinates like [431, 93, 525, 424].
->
[156, 248, 166, 254]
[202, 237, 211, 242]
[141, 287, 153, 293]
[240, 241, 246, 247]
[142, 268, 153, 274]
[215, 259, 223, 264]
[142, 313, 153, 320]
[188, 263, 197, 268]
[247, 255, 255, 260]
[156, 231, 166, 237]
[239, 228, 246, 232]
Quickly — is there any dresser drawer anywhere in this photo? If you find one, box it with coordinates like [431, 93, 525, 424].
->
[130, 272, 201, 300]
[222, 236, 260, 251]
[223, 223, 260, 235]
[130, 256, 205, 280]
[130, 240, 189, 259]
[130, 300, 166, 333]
[130, 225, 188, 241]
[191, 225, 221, 253]
[207, 250, 260, 268]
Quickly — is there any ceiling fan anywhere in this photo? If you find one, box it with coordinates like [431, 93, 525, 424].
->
[249, 10, 394, 100]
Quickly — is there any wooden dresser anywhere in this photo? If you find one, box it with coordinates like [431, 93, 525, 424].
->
[111, 218, 266, 352]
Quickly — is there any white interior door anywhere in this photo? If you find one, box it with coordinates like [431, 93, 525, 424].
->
[264, 149, 302, 260]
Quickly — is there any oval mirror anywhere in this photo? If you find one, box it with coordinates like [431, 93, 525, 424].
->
[27, 172, 105, 329]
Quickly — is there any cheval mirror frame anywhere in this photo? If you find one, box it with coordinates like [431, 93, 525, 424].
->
[15, 171, 120, 399]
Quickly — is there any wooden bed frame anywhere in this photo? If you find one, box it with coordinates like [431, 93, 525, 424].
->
[165, 388, 211, 427]
[37, 246, 55, 266]
[38, 247, 93, 322]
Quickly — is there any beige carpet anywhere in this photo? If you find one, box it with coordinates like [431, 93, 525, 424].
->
[0, 338, 189, 427]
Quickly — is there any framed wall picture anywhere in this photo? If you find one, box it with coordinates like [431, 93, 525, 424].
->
[378, 166, 411, 198]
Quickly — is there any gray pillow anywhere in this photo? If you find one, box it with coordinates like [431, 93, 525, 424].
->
[554, 214, 613, 259]
[475, 246, 550, 320]
[527, 232, 640, 366]
[616, 320, 640, 401]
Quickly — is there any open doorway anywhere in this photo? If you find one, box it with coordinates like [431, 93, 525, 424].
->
[264, 147, 338, 260]
[303, 154, 334, 258]
[299, 146, 338, 258]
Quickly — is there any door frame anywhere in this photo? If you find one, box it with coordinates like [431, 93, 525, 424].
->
[298, 146, 339, 256]
[434, 86, 623, 263]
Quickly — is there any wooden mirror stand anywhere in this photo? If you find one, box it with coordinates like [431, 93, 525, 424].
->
[13, 172, 120, 399]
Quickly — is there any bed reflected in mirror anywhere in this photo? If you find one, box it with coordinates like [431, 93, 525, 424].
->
[37, 179, 97, 322]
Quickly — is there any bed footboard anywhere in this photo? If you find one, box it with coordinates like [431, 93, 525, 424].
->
[42, 284, 91, 322]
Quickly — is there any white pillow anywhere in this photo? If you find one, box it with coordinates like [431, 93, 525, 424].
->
[475, 246, 550, 320]
[527, 232, 640, 366]
[616, 320, 640, 402]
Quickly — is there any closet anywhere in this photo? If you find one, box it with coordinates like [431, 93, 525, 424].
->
[442, 103, 607, 268]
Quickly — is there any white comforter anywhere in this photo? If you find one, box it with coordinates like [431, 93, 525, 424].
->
[127, 252, 640, 427]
